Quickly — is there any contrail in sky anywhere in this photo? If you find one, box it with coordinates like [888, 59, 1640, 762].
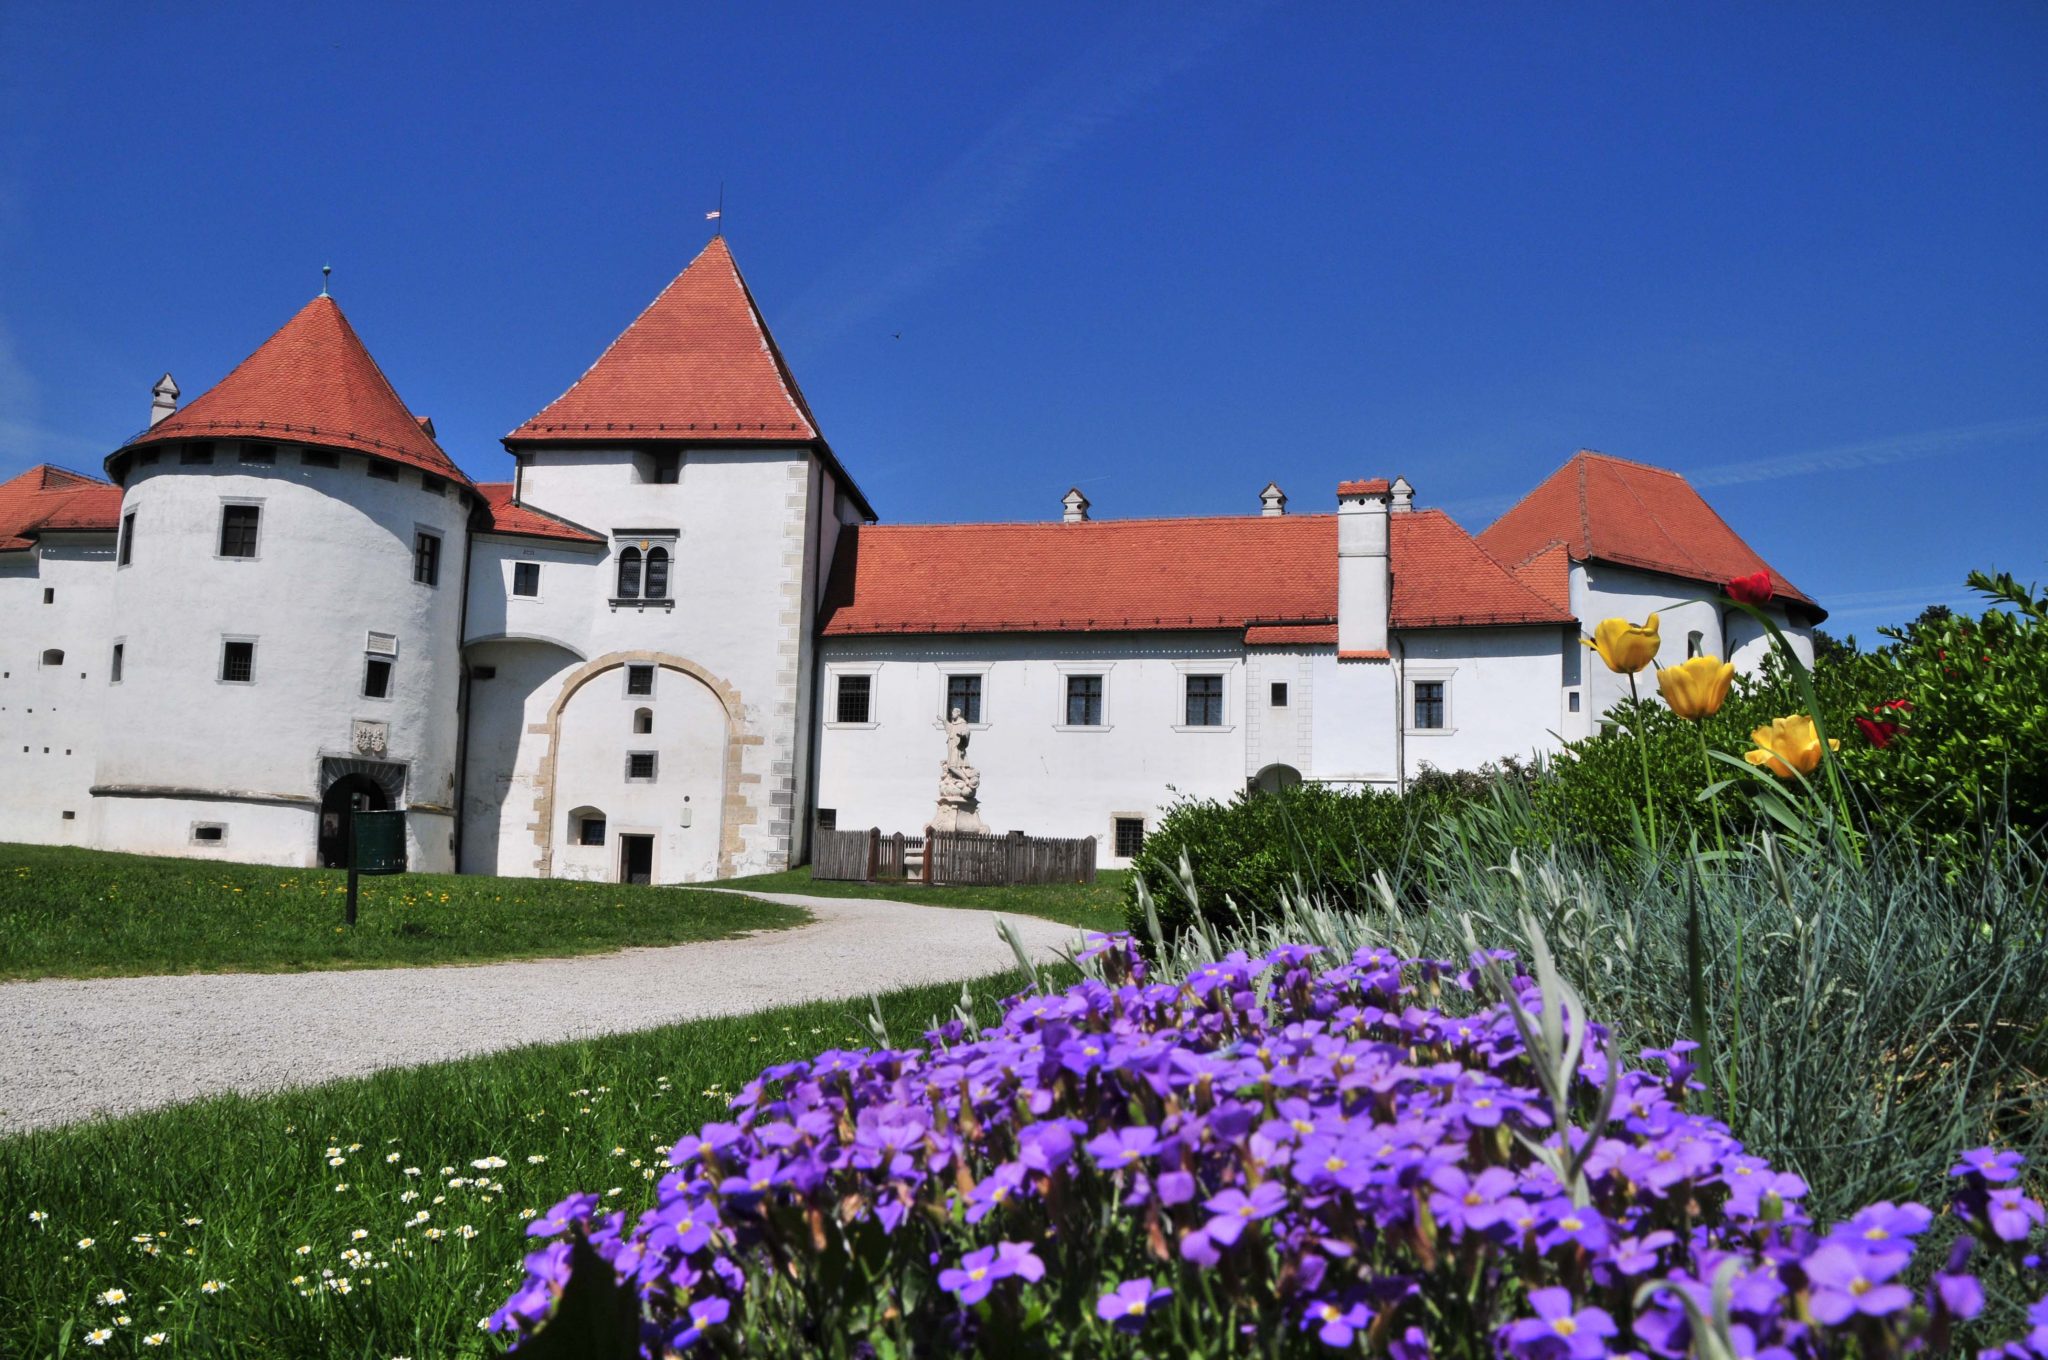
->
[784, 2, 1271, 346]
[1687, 415, 2048, 488]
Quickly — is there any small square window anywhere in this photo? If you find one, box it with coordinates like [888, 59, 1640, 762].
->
[238, 443, 275, 465]
[218, 504, 260, 558]
[946, 674, 982, 723]
[364, 657, 392, 699]
[1568, 691, 1581, 713]
[180, 442, 214, 465]
[472, 665, 497, 680]
[413, 532, 441, 586]
[62, 810, 76, 820]
[836, 674, 872, 724]
[1114, 817, 1145, 858]
[646, 451, 682, 484]
[422, 473, 446, 496]
[221, 640, 255, 684]
[192, 823, 226, 842]
[579, 816, 607, 846]
[1271, 682, 1289, 707]
[512, 562, 540, 597]
[42, 587, 53, 604]
[815, 808, 837, 831]
[368, 462, 400, 481]
[1413, 680, 1446, 730]
[625, 664, 655, 697]
[136, 450, 160, 467]
[1065, 674, 1104, 727]
[626, 752, 658, 782]
[1184, 674, 1224, 726]
[302, 448, 340, 469]
[110, 643, 124, 684]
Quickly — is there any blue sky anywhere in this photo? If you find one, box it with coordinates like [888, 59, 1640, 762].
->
[2, 2, 2041, 640]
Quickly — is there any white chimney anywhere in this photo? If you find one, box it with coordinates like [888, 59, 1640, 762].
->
[149, 373, 179, 428]
[1336, 479, 1392, 655]
[1061, 487, 1090, 523]
[1259, 482, 1287, 516]
[1390, 475, 1414, 513]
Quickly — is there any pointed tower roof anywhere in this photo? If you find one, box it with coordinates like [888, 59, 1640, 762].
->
[1478, 451, 1819, 615]
[115, 295, 470, 486]
[505, 237, 822, 446]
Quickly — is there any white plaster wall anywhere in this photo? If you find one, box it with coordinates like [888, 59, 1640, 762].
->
[1244, 648, 1315, 780]
[1395, 628, 1570, 776]
[0, 535, 115, 846]
[464, 536, 608, 658]
[459, 638, 583, 875]
[474, 445, 816, 876]
[1574, 563, 1814, 725]
[551, 664, 728, 882]
[814, 633, 1250, 866]
[94, 796, 316, 869]
[1306, 656, 1398, 788]
[94, 447, 467, 870]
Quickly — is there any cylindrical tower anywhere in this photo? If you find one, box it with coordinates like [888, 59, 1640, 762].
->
[93, 295, 474, 871]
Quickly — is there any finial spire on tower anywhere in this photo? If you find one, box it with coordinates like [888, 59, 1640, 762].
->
[319, 264, 332, 298]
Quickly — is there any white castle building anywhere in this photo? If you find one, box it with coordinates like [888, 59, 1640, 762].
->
[0, 238, 1822, 881]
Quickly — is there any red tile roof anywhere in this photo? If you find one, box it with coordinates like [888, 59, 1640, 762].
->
[506, 237, 821, 446]
[116, 296, 471, 486]
[1338, 478, 1391, 496]
[475, 483, 605, 544]
[0, 465, 121, 553]
[820, 507, 1572, 638]
[1478, 451, 1819, 613]
[1245, 622, 1336, 646]
[1511, 541, 1572, 613]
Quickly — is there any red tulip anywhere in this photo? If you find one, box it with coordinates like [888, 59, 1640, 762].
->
[1876, 698, 1913, 712]
[1853, 716, 1900, 749]
[1726, 571, 1773, 606]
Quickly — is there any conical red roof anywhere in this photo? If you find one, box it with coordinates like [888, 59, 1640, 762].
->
[505, 236, 821, 445]
[118, 296, 470, 485]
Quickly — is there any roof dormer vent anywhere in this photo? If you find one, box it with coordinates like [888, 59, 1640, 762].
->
[1390, 475, 1415, 513]
[149, 373, 179, 428]
[1260, 482, 1287, 516]
[1061, 487, 1090, 524]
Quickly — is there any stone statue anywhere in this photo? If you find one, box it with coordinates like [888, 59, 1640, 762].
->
[931, 706, 991, 834]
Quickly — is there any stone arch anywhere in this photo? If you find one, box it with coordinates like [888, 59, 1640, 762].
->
[526, 650, 757, 880]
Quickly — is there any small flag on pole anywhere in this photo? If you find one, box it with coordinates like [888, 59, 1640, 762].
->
[705, 209, 721, 220]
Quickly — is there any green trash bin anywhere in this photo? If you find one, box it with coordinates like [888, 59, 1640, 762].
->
[344, 810, 408, 925]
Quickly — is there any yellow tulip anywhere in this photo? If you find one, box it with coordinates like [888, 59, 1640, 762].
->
[1584, 614, 1661, 674]
[1656, 654, 1734, 720]
[1743, 714, 1841, 778]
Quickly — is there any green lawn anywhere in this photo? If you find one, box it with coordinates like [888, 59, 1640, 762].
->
[0, 969, 1042, 1359]
[721, 865, 1131, 933]
[0, 843, 804, 981]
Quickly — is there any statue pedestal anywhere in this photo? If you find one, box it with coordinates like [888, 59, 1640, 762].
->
[931, 797, 990, 835]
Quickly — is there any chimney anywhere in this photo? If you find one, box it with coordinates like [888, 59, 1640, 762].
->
[1259, 481, 1287, 516]
[149, 373, 179, 428]
[1061, 487, 1090, 523]
[1336, 478, 1392, 655]
[1390, 475, 1414, 513]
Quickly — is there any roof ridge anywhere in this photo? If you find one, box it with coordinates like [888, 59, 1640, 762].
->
[859, 512, 1340, 532]
[1575, 447, 1694, 478]
[1591, 455, 1713, 580]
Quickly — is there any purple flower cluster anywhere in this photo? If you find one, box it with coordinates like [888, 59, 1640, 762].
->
[492, 935, 2048, 1357]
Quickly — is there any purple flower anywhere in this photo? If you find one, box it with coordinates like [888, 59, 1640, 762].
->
[1533, 1198, 1611, 1255]
[937, 1241, 1042, 1305]
[1803, 1244, 1914, 1325]
[1084, 1125, 1159, 1172]
[1502, 1288, 1618, 1360]
[1202, 1182, 1288, 1247]
[526, 1192, 600, 1238]
[1302, 1298, 1371, 1348]
[673, 1296, 729, 1349]
[1951, 1147, 2026, 1182]
[1095, 1278, 1171, 1334]
[1988, 1188, 2048, 1243]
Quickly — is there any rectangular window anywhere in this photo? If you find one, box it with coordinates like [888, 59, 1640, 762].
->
[1271, 681, 1289, 707]
[238, 443, 274, 465]
[1413, 680, 1446, 730]
[512, 561, 540, 597]
[1568, 691, 1581, 713]
[302, 448, 339, 469]
[579, 816, 607, 846]
[1114, 817, 1146, 858]
[472, 665, 497, 680]
[368, 462, 400, 481]
[646, 452, 682, 484]
[136, 450, 160, 467]
[422, 474, 446, 496]
[218, 504, 260, 558]
[1185, 674, 1224, 727]
[836, 673, 872, 724]
[946, 674, 982, 723]
[180, 442, 214, 465]
[220, 640, 255, 684]
[42, 587, 53, 604]
[625, 664, 655, 696]
[110, 643, 124, 684]
[815, 808, 837, 832]
[118, 512, 135, 566]
[1065, 674, 1104, 727]
[363, 657, 392, 699]
[413, 531, 441, 586]
[625, 752, 658, 781]
[191, 823, 226, 843]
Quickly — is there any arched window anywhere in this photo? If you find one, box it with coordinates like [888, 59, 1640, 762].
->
[616, 546, 642, 599]
[644, 546, 670, 601]
[632, 707, 654, 734]
[1687, 630, 1704, 658]
[39, 648, 64, 667]
[570, 806, 607, 847]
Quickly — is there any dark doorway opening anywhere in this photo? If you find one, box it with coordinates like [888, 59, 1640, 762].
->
[618, 833, 654, 885]
[320, 774, 392, 868]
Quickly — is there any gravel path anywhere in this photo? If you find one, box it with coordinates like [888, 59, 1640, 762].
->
[0, 892, 1078, 1134]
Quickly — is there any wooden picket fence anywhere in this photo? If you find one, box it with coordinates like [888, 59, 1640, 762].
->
[809, 823, 1095, 887]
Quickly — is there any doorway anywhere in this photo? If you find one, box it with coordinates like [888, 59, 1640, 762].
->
[319, 774, 392, 868]
[618, 834, 654, 885]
